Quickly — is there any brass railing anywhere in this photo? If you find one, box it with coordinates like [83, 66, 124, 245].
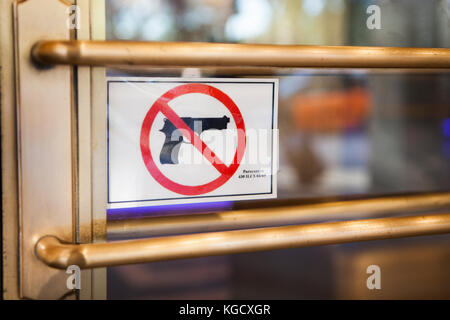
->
[37, 213, 450, 269]
[108, 192, 450, 238]
[31, 40, 450, 68]
[30, 40, 450, 269]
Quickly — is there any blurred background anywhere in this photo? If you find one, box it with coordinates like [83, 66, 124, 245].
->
[105, 0, 450, 299]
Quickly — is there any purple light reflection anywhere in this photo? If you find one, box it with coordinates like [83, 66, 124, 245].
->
[107, 201, 234, 220]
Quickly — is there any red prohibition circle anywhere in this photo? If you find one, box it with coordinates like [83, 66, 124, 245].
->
[140, 83, 246, 195]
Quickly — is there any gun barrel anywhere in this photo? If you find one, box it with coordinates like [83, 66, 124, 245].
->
[193, 116, 230, 131]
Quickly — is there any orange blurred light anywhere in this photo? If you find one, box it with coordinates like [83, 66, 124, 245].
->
[291, 87, 372, 132]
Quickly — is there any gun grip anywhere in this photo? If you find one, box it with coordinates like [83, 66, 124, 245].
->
[160, 139, 183, 164]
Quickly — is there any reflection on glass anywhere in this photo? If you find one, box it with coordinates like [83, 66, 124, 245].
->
[106, 0, 449, 47]
[105, 0, 450, 300]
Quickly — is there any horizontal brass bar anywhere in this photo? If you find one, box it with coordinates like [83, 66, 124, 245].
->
[107, 192, 450, 238]
[37, 213, 450, 269]
[108, 66, 450, 77]
[31, 40, 450, 68]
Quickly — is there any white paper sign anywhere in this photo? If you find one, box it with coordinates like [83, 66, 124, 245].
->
[107, 77, 278, 208]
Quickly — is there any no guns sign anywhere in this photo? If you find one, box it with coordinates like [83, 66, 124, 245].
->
[107, 78, 278, 208]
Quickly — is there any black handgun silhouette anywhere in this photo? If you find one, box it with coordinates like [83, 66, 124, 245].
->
[159, 116, 230, 164]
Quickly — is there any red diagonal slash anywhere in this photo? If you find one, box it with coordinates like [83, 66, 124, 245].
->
[158, 102, 232, 175]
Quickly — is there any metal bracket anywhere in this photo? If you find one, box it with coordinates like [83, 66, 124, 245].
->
[13, 0, 106, 299]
